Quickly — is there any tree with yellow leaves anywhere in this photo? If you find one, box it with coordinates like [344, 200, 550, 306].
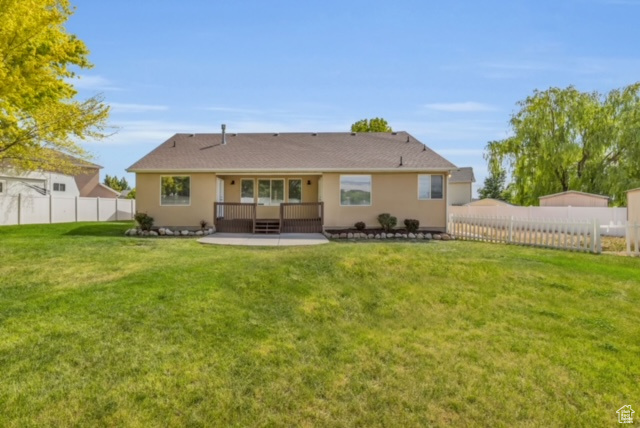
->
[0, 0, 109, 173]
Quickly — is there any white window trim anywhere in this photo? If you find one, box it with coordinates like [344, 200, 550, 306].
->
[418, 174, 444, 200]
[160, 175, 192, 206]
[240, 178, 255, 203]
[257, 178, 285, 206]
[287, 178, 303, 203]
[339, 174, 372, 207]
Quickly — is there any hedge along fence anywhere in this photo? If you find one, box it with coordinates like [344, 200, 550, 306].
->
[0, 195, 135, 226]
[449, 215, 602, 254]
[627, 223, 640, 257]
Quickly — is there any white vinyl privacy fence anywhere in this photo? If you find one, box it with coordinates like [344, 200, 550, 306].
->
[0, 195, 135, 226]
[450, 205, 627, 236]
[449, 215, 602, 254]
[628, 223, 640, 257]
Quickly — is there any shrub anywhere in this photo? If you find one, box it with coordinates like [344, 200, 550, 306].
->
[200, 220, 208, 230]
[354, 221, 366, 231]
[404, 219, 420, 233]
[377, 213, 397, 232]
[134, 212, 154, 231]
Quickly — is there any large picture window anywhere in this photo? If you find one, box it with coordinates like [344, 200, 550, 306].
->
[340, 175, 371, 206]
[258, 179, 284, 206]
[161, 176, 190, 205]
[418, 174, 444, 200]
[288, 179, 302, 203]
[241, 179, 254, 203]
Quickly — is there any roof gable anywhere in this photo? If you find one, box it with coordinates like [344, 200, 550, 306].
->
[127, 132, 457, 172]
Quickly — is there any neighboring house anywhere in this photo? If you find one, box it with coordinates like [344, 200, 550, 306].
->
[0, 155, 120, 198]
[628, 188, 640, 225]
[127, 129, 458, 232]
[448, 167, 475, 205]
[465, 198, 513, 207]
[539, 190, 609, 207]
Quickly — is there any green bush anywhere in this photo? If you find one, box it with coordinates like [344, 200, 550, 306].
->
[377, 213, 397, 232]
[404, 219, 419, 233]
[354, 221, 366, 231]
[134, 212, 154, 231]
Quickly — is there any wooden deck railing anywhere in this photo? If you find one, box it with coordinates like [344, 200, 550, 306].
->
[280, 202, 324, 233]
[214, 202, 256, 233]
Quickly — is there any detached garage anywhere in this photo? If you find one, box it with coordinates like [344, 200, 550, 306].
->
[628, 188, 640, 225]
[539, 191, 609, 207]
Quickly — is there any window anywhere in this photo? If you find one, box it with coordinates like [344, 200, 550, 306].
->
[257, 179, 284, 205]
[161, 176, 190, 205]
[288, 179, 302, 203]
[241, 179, 254, 203]
[340, 175, 371, 206]
[53, 183, 66, 192]
[418, 174, 444, 200]
[0, 180, 5, 194]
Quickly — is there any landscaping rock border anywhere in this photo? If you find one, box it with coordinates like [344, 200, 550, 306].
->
[125, 227, 215, 237]
[323, 231, 454, 241]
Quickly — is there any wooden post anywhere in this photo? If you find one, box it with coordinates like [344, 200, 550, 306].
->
[508, 216, 513, 244]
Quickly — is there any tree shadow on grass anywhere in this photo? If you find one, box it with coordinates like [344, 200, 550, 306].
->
[64, 222, 134, 237]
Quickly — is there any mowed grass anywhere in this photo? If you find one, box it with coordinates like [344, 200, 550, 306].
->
[0, 223, 639, 427]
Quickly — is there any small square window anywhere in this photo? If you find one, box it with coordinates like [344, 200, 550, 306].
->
[418, 175, 443, 200]
[53, 183, 66, 192]
[0, 180, 5, 194]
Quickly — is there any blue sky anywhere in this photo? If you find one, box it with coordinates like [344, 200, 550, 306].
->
[67, 0, 640, 194]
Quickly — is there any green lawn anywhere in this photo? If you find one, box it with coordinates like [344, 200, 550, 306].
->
[0, 222, 638, 427]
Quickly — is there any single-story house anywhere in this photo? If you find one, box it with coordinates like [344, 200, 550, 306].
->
[628, 188, 640, 225]
[448, 167, 475, 206]
[0, 154, 119, 198]
[127, 128, 458, 233]
[539, 190, 609, 207]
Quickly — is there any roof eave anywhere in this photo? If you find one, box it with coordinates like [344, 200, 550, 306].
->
[127, 167, 458, 174]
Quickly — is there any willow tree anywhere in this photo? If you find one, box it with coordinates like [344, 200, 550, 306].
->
[485, 83, 640, 206]
[0, 0, 110, 173]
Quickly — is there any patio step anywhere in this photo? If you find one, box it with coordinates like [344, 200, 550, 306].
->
[254, 219, 280, 234]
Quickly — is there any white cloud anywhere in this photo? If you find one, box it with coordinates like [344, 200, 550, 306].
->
[109, 103, 169, 113]
[423, 102, 498, 112]
[70, 75, 121, 91]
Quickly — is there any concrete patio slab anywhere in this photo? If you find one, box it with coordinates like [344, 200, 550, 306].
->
[198, 233, 329, 247]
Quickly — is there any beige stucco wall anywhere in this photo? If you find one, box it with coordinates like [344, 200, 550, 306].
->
[628, 189, 640, 224]
[449, 182, 472, 205]
[321, 172, 447, 231]
[540, 193, 608, 207]
[136, 173, 217, 227]
[219, 175, 319, 219]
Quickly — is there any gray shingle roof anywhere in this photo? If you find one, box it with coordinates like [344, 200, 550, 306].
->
[449, 167, 475, 183]
[127, 132, 457, 172]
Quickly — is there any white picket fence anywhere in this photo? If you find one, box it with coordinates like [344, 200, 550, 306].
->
[450, 205, 627, 237]
[627, 223, 640, 257]
[449, 215, 601, 254]
[0, 194, 135, 226]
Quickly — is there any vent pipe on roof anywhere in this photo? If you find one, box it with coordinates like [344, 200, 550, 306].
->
[221, 124, 227, 145]
[406, 136, 410, 143]
[399, 156, 403, 166]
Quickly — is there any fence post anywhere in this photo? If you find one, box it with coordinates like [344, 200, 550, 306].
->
[75, 196, 78, 222]
[508, 216, 513, 244]
[115, 198, 119, 221]
[131, 199, 134, 219]
[49, 194, 53, 224]
[97, 197, 100, 221]
[591, 218, 601, 254]
[17, 193, 21, 225]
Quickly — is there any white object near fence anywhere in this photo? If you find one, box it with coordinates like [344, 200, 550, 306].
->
[627, 223, 640, 257]
[449, 215, 601, 254]
[0, 195, 135, 226]
[450, 205, 627, 237]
